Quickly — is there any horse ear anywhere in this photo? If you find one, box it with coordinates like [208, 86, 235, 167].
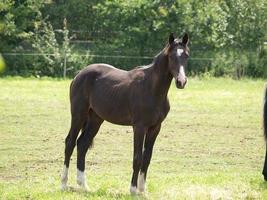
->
[169, 33, 175, 45]
[182, 33, 189, 46]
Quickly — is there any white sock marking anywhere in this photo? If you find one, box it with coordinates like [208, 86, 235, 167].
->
[130, 185, 137, 194]
[61, 165, 68, 191]
[138, 172, 145, 192]
[77, 169, 89, 191]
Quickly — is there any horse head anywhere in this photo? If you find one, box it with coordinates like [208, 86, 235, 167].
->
[166, 33, 189, 89]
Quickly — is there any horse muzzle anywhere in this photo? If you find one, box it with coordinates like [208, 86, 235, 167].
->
[175, 77, 187, 89]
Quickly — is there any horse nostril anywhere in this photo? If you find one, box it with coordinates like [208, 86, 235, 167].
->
[175, 79, 182, 88]
[175, 77, 187, 89]
[184, 77, 187, 85]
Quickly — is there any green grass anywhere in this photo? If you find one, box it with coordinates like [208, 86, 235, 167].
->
[0, 77, 267, 199]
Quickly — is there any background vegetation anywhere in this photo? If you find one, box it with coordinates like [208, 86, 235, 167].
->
[0, 0, 267, 77]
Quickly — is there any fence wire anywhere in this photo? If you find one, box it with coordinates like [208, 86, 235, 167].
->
[1, 49, 266, 78]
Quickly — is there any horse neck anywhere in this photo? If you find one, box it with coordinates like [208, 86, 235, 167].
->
[148, 53, 173, 98]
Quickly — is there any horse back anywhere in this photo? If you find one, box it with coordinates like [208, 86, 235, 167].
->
[71, 64, 133, 125]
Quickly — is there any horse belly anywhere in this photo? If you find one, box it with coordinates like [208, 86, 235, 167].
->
[90, 87, 132, 126]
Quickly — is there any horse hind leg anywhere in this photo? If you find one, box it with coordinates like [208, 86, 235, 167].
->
[76, 110, 103, 191]
[61, 101, 88, 190]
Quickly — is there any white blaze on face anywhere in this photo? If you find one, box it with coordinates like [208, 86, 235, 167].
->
[177, 48, 184, 56]
[175, 48, 187, 87]
[179, 65, 186, 81]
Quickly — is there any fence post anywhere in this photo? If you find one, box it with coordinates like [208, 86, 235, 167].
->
[63, 51, 67, 78]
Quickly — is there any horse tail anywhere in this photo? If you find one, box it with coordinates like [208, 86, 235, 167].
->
[264, 84, 267, 141]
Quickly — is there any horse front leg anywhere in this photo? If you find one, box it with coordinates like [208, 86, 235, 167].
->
[138, 123, 161, 193]
[130, 125, 147, 194]
[263, 144, 267, 180]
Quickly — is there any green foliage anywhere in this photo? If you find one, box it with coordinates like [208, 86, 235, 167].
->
[32, 19, 61, 76]
[210, 51, 249, 78]
[32, 18, 91, 77]
[0, 0, 44, 50]
[0, 0, 266, 77]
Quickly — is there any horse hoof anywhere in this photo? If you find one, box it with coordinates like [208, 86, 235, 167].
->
[138, 186, 145, 193]
[130, 186, 137, 195]
[77, 179, 82, 186]
[61, 184, 67, 191]
[77, 180, 89, 191]
[82, 184, 89, 192]
[138, 183, 145, 193]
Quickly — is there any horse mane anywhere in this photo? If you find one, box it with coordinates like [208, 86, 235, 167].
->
[152, 43, 170, 65]
[131, 43, 170, 70]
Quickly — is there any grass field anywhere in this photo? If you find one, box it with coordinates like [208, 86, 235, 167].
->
[0, 77, 267, 199]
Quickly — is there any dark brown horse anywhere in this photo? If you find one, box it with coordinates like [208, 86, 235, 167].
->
[61, 33, 190, 194]
[262, 84, 267, 180]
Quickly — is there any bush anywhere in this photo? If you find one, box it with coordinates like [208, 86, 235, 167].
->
[32, 18, 92, 77]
